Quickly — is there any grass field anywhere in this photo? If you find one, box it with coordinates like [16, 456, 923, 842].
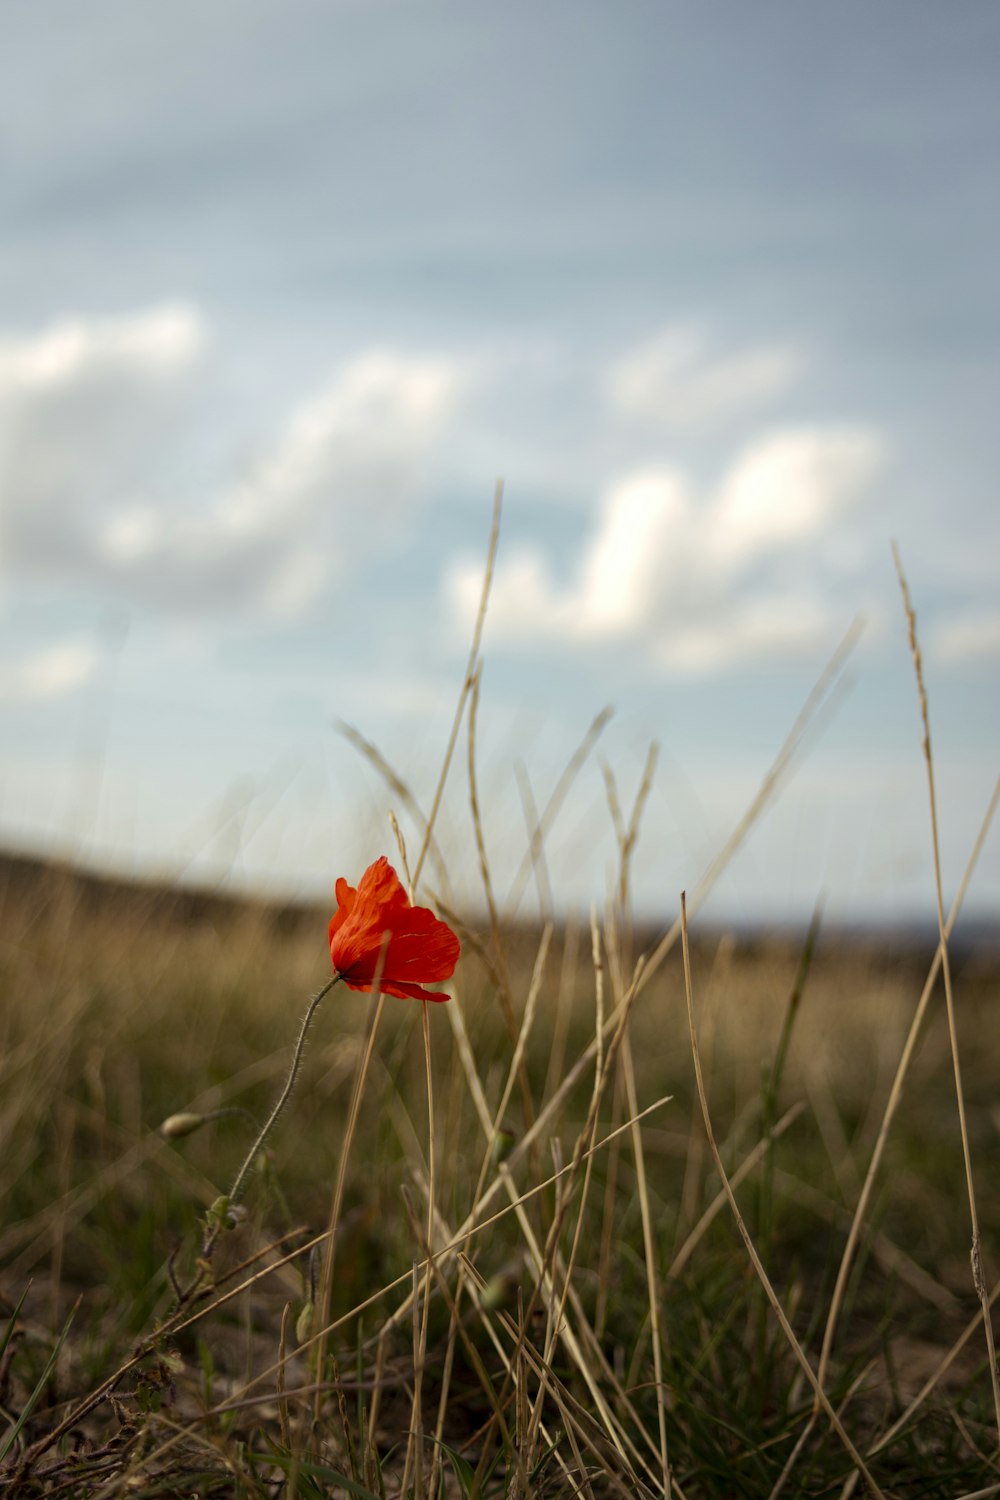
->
[1, 546, 999, 1497]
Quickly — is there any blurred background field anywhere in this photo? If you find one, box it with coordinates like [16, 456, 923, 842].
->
[2, 834, 998, 1494]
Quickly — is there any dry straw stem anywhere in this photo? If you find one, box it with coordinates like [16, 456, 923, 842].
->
[679, 892, 887, 1500]
[620, 1030, 671, 1497]
[336, 718, 451, 893]
[419, 936, 664, 1487]
[667, 1101, 805, 1281]
[13, 1226, 308, 1477]
[424, 923, 551, 1495]
[142, 1098, 673, 1460]
[73, 1094, 674, 1500]
[458, 924, 677, 1488]
[513, 758, 554, 919]
[603, 746, 671, 1495]
[456, 1253, 653, 1500]
[638, 616, 863, 1004]
[869, 1270, 1000, 1461]
[311, 952, 388, 1424]
[396, 1189, 575, 1499]
[335, 617, 863, 1342]
[892, 543, 1000, 1441]
[428, 625, 860, 1280]
[399, 998, 438, 1495]
[519, 914, 612, 1476]
[447, 931, 664, 1486]
[814, 771, 1000, 1401]
[505, 705, 614, 916]
[411, 475, 503, 895]
[397, 1189, 518, 1456]
[466, 664, 535, 1114]
[91, 1108, 674, 1500]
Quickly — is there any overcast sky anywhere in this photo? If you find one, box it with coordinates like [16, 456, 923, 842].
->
[1, 2, 998, 927]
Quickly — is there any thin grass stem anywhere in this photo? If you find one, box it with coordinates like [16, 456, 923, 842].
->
[680, 892, 887, 1500]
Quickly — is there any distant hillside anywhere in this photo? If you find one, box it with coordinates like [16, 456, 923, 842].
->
[0, 845, 322, 937]
[1, 844, 996, 980]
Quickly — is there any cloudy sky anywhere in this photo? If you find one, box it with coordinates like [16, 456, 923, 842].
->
[2, 2, 998, 926]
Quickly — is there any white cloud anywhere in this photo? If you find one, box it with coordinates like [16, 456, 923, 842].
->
[448, 424, 886, 673]
[930, 609, 1000, 664]
[89, 349, 468, 615]
[0, 639, 99, 702]
[0, 315, 469, 617]
[0, 304, 204, 392]
[608, 326, 802, 430]
[710, 428, 884, 565]
[0, 303, 207, 578]
[219, 350, 465, 536]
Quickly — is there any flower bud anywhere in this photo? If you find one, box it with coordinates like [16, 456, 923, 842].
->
[159, 1112, 207, 1140]
[479, 1275, 511, 1312]
[206, 1195, 247, 1232]
[491, 1125, 517, 1167]
[295, 1299, 315, 1345]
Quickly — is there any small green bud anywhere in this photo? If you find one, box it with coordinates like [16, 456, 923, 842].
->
[205, 1195, 247, 1233]
[159, 1112, 207, 1140]
[206, 1195, 230, 1231]
[295, 1300, 315, 1345]
[479, 1275, 511, 1312]
[491, 1125, 517, 1166]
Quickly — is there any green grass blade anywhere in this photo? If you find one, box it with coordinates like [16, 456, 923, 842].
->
[250, 1447, 382, 1499]
[0, 1297, 78, 1463]
[0, 1283, 30, 1366]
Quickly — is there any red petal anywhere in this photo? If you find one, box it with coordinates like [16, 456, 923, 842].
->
[356, 857, 410, 912]
[340, 973, 452, 1003]
[328, 856, 459, 1001]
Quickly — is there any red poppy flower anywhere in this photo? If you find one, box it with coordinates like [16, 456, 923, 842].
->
[328, 856, 460, 1002]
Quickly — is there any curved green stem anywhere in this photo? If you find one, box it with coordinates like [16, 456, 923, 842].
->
[215, 974, 340, 1235]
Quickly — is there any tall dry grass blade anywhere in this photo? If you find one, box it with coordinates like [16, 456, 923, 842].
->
[640, 617, 863, 999]
[426, 923, 550, 1493]
[600, 748, 670, 1493]
[389, 955, 667, 1488]
[399, 1261, 423, 1500]
[339, 619, 859, 1293]
[513, 758, 554, 919]
[869, 1272, 1000, 1458]
[459, 1254, 642, 1500]
[411, 476, 503, 893]
[148, 1093, 676, 1472]
[312, 952, 388, 1424]
[335, 719, 450, 894]
[399, 1198, 516, 1464]
[892, 544, 1000, 1439]
[679, 892, 887, 1499]
[668, 1102, 805, 1280]
[403, 1000, 439, 1495]
[444, 935, 659, 1487]
[471, 924, 551, 1229]
[621, 1031, 671, 1497]
[466, 666, 531, 1074]
[505, 705, 614, 914]
[816, 772, 1000, 1395]
[521, 918, 611, 1472]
